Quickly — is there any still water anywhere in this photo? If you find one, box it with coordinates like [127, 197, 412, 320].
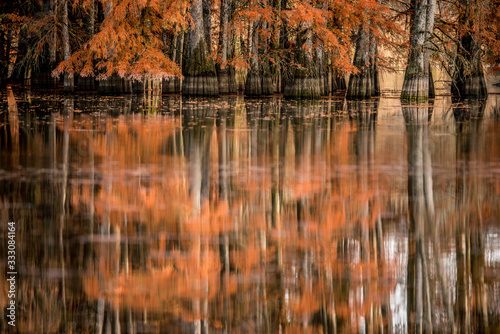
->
[1, 88, 500, 333]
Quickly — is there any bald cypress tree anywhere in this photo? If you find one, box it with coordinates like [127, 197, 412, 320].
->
[401, 0, 436, 101]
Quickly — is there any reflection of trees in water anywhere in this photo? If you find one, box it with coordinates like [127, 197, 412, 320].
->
[2, 92, 500, 332]
[402, 102, 464, 333]
[340, 99, 390, 333]
[0, 94, 394, 333]
[453, 99, 488, 333]
[403, 103, 436, 333]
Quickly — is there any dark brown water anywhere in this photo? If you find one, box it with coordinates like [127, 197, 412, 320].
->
[1, 88, 500, 333]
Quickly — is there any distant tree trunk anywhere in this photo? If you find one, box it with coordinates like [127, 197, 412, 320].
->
[62, 0, 74, 92]
[331, 68, 346, 92]
[401, 0, 436, 101]
[369, 32, 380, 96]
[347, 27, 375, 99]
[245, 22, 262, 96]
[260, 19, 274, 95]
[88, 0, 95, 36]
[284, 28, 321, 98]
[316, 44, 327, 96]
[0, 30, 8, 87]
[183, 0, 218, 96]
[202, 0, 212, 52]
[48, 0, 59, 88]
[164, 31, 185, 94]
[78, 0, 97, 91]
[451, 0, 488, 98]
[271, 0, 282, 93]
[217, 0, 237, 94]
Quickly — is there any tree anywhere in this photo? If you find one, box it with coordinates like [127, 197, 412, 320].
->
[217, 0, 237, 94]
[401, 0, 437, 101]
[62, 0, 73, 92]
[346, 0, 385, 99]
[451, 0, 488, 98]
[241, 0, 275, 96]
[347, 27, 378, 99]
[54, 0, 189, 88]
[183, 0, 219, 96]
[282, 1, 324, 98]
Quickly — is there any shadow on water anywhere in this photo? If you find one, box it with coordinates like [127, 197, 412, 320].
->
[1, 88, 500, 333]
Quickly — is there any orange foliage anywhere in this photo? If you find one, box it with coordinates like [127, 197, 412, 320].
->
[54, 0, 190, 80]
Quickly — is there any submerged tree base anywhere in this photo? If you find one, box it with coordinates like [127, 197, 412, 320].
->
[218, 69, 237, 95]
[284, 77, 321, 99]
[183, 75, 219, 96]
[98, 75, 132, 94]
[452, 74, 488, 99]
[332, 74, 347, 92]
[245, 73, 274, 96]
[401, 74, 433, 102]
[262, 75, 274, 95]
[245, 72, 262, 96]
[163, 78, 182, 94]
[346, 74, 374, 99]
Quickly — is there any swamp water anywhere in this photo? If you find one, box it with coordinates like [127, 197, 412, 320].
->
[1, 89, 500, 333]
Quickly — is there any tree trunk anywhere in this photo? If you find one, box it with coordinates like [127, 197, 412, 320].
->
[245, 22, 262, 96]
[347, 27, 374, 99]
[183, 0, 218, 96]
[62, 0, 74, 92]
[164, 31, 185, 94]
[217, 0, 237, 94]
[369, 32, 380, 96]
[401, 0, 436, 101]
[451, 0, 488, 99]
[284, 29, 321, 98]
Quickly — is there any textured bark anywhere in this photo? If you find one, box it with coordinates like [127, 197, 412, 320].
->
[401, 0, 436, 101]
[369, 33, 380, 96]
[202, 0, 212, 52]
[451, 0, 488, 99]
[164, 32, 184, 94]
[245, 22, 262, 96]
[62, 0, 74, 92]
[284, 30, 321, 98]
[183, 0, 218, 96]
[271, 0, 282, 93]
[245, 71, 262, 96]
[260, 21, 274, 95]
[50, 0, 58, 69]
[245, 20, 274, 96]
[316, 44, 327, 96]
[217, 0, 237, 94]
[347, 27, 379, 99]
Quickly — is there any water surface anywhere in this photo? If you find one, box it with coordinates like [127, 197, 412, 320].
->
[1, 89, 500, 333]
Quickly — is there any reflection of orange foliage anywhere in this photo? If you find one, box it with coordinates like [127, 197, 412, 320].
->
[291, 288, 321, 316]
[183, 201, 234, 236]
[231, 245, 261, 273]
[72, 100, 398, 331]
